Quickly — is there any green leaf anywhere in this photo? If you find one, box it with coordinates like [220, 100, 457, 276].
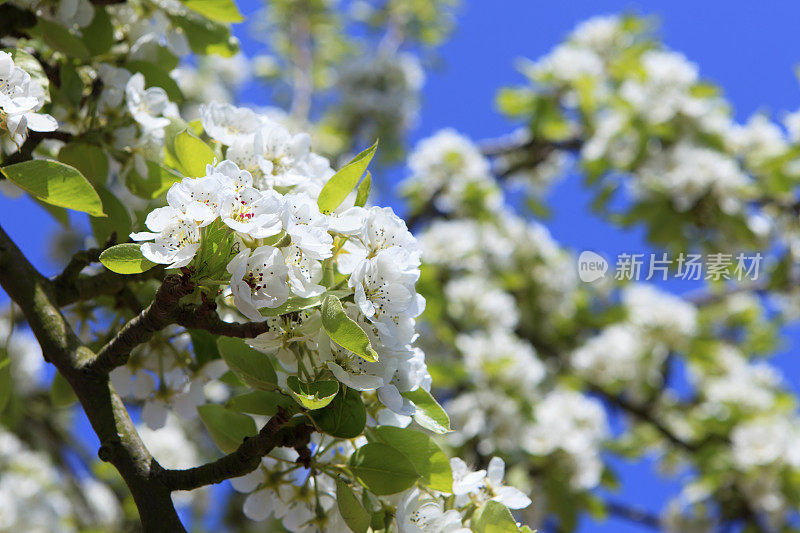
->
[216, 337, 277, 390]
[227, 390, 293, 416]
[182, 0, 244, 23]
[50, 371, 77, 408]
[90, 186, 131, 245]
[369, 426, 452, 492]
[311, 387, 366, 438]
[59, 63, 82, 106]
[1, 160, 105, 217]
[401, 388, 451, 434]
[286, 376, 338, 410]
[336, 479, 370, 533]
[189, 329, 219, 367]
[125, 61, 183, 102]
[174, 129, 216, 177]
[126, 160, 183, 199]
[317, 140, 378, 213]
[58, 143, 108, 185]
[81, 8, 114, 56]
[0, 351, 10, 414]
[348, 443, 419, 495]
[197, 404, 256, 454]
[321, 294, 378, 362]
[354, 171, 371, 208]
[471, 501, 522, 533]
[36, 19, 90, 59]
[99, 244, 156, 274]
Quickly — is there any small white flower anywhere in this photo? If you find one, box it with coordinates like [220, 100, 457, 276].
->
[396, 488, 470, 533]
[200, 102, 264, 145]
[0, 52, 57, 144]
[283, 244, 325, 298]
[227, 121, 314, 188]
[451, 457, 531, 510]
[282, 193, 333, 260]
[349, 248, 425, 343]
[219, 186, 284, 239]
[125, 73, 174, 130]
[227, 246, 290, 321]
[166, 175, 224, 227]
[337, 206, 419, 274]
[130, 206, 201, 268]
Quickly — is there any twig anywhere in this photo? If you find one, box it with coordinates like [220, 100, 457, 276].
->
[175, 303, 272, 338]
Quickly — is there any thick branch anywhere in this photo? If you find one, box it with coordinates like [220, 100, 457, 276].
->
[159, 409, 309, 491]
[0, 223, 185, 531]
[89, 273, 194, 373]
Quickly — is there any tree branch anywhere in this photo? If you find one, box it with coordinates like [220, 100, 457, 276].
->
[88, 272, 194, 374]
[159, 409, 310, 491]
[0, 223, 185, 531]
[54, 266, 165, 307]
[175, 303, 272, 338]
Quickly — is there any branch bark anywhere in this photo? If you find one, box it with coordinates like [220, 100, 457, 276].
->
[0, 223, 185, 532]
[159, 409, 311, 491]
[175, 303, 272, 338]
[89, 272, 194, 374]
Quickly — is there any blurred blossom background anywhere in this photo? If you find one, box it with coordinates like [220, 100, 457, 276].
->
[4, 1, 800, 532]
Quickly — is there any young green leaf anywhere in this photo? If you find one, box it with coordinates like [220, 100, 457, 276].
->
[369, 426, 452, 492]
[317, 140, 378, 213]
[174, 129, 217, 177]
[348, 443, 419, 495]
[99, 244, 157, 274]
[311, 387, 366, 438]
[216, 337, 277, 390]
[336, 479, 371, 533]
[286, 376, 339, 410]
[354, 171, 371, 208]
[197, 404, 257, 454]
[401, 388, 451, 434]
[182, 0, 244, 23]
[1, 160, 105, 217]
[321, 294, 378, 362]
[471, 501, 522, 533]
[227, 390, 294, 416]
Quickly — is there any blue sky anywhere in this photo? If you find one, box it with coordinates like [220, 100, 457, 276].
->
[2, 1, 800, 531]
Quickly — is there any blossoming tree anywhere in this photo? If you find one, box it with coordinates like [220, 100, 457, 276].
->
[0, 1, 798, 532]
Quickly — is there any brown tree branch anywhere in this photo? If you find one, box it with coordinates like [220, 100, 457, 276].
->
[0, 223, 185, 531]
[175, 303, 272, 338]
[159, 409, 311, 491]
[54, 266, 165, 307]
[88, 272, 194, 374]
